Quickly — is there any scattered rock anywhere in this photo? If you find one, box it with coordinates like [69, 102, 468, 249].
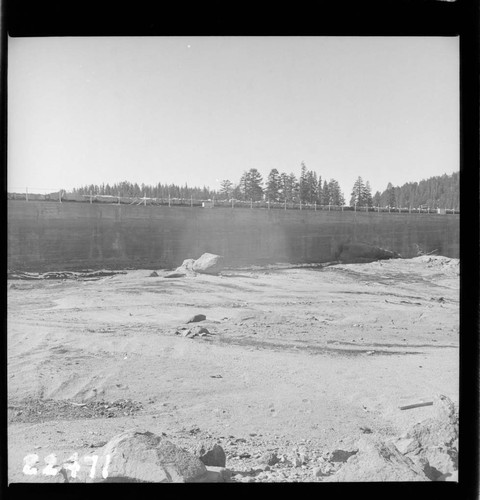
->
[324, 436, 428, 482]
[195, 443, 227, 467]
[398, 394, 458, 480]
[258, 451, 280, 466]
[148, 271, 159, 277]
[187, 314, 207, 324]
[164, 272, 186, 279]
[192, 253, 225, 275]
[360, 427, 372, 434]
[292, 456, 303, 468]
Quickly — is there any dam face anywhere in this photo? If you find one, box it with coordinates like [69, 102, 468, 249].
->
[7, 200, 459, 271]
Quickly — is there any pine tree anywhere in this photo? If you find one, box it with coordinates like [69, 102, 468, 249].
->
[317, 176, 323, 203]
[266, 169, 282, 202]
[289, 173, 299, 202]
[219, 179, 233, 200]
[322, 180, 330, 205]
[373, 191, 381, 207]
[280, 172, 289, 202]
[382, 182, 396, 208]
[306, 171, 318, 204]
[299, 162, 309, 203]
[328, 178, 345, 206]
[232, 183, 242, 200]
[239, 171, 249, 201]
[247, 168, 264, 201]
[363, 181, 373, 207]
[350, 176, 366, 207]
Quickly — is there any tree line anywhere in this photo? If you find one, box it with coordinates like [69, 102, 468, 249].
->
[72, 181, 215, 200]
[358, 171, 458, 210]
[71, 168, 458, 210]
[219, 163, 345, 205]
[373, 172, 459, 210]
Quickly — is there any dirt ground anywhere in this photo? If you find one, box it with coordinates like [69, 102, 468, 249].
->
[7, 255, 459, 482]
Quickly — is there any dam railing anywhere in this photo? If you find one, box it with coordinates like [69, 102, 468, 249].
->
[7, 191, 460, 215]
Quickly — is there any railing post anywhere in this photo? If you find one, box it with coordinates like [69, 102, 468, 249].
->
[168, 195, 171, 207]
[26, 187, 28, 202]
[314, 201, 317, 211]
[118, 193, 120, 205]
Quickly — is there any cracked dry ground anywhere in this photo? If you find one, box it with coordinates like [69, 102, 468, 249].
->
[7, 256, 459, 482]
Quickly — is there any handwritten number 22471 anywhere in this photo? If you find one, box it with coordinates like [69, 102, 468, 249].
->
[23, 453, 111, 479]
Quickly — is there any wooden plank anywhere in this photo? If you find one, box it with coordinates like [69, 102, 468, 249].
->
[399, 401, 433, 410]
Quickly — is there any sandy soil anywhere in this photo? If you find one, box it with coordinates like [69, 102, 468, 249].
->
[7, 255, 459, 482]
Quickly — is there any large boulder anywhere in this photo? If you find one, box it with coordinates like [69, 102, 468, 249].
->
[324, 436, 428, 482]
[336, 242, 399, 264]
[192, 253, 225, 275]
[194, 443, 226, 467]
[97, 430, 207, 483]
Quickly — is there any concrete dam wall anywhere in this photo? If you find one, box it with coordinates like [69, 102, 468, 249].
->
[7, 200, 459, 272]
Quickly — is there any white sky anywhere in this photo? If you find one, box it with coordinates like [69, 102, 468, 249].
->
[8, 36, 459, 195]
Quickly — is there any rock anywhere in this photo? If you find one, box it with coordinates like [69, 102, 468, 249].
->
[258, 451, 280, 466]
[187, 314, 206, 324]
[400, 394, 458, 479]
[204, 466, 232, 481]
[167, 260, 197, 277]
[292, 457, 303, 468]
[177, 259, 196, 271]
[95, 430, 207, 483]
[191, 466, 231, 483]
[336, 242, 399, 264]
[192, 253, 225, 275]
[195, 443, 226, 467]
[393, 437, 417, 455]
[324, 437, 428, 482]
[328, 449, 358, 463]
[148, 271, 159, 277]
[313, 467, 323, 478]
[190, 326, 210, 337]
